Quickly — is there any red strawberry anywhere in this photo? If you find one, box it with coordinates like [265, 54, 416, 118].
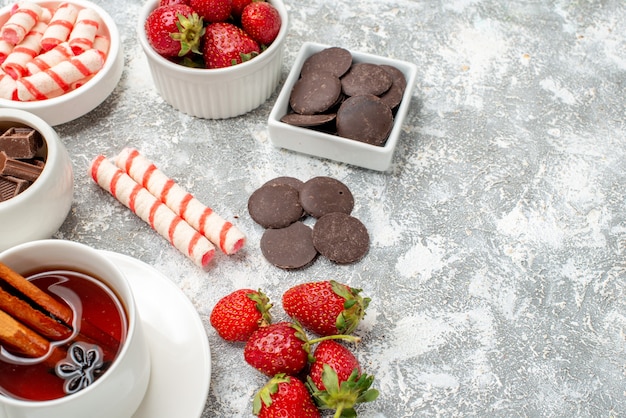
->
[231, 0, 252, 18]
[210, 288, 272, 342]
[253, 374, 320, 417]
[307, 340, 379, 416]
[240, 1, 281, 46]
[244, 322, 309, 376]
[145, 4, 204, 58]
[189, 0, 232, 23]
[282, 280, 370, 336]
[202, 22, 260, 68]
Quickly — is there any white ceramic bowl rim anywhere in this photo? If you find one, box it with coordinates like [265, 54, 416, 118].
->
[0, 239, 138, 407]
[0, 109, 60, 209]
[0, 0, 120, 109]
[137, 0, 288, 78]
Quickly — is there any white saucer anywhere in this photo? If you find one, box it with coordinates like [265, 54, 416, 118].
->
[100, 251, 211, 418]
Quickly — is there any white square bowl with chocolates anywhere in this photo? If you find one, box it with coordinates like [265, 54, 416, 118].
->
[268, 42, 418, 171]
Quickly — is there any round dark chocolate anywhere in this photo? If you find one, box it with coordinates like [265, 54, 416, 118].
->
[336, 94, 393, 146]
[289, 71, 342, 115]
[341, 63, 393, 97]
[247, 183, 303, 228]
[299, 176, 354, 218]
[312, 212, 369, 264]
[380, 64, 407, 91]
[280, 113, 337, 128]
[260, 221, 318, 269]
[262, 176, 305, 192]
[301, 47, 353, 78]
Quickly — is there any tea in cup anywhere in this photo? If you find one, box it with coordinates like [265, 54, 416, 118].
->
[0, 240, 151, 418]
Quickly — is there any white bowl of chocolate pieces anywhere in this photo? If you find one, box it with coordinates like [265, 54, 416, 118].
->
[248, 175, 369, 269]
[0, 109, 73, 252]
[268, 42, 418, 171]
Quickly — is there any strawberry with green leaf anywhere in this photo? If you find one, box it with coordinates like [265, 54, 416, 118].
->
[202, 22, 260, 68]
[210, 288, 272, 342]
[282, 280, 370, 337]
[253, 374, 320, 417]
[307, 340, 379, 418]
[144, 4, 204, 58]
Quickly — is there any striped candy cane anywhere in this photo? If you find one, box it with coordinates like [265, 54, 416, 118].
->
[90, 155, 216, 269]
[115, 148, 246, 255]
[68, 7, 101, 55]
[16, 48, 103, 100]
[2, 20, 47, 79]
[0, 2, 43, 45]
[40, 2, 78, 51]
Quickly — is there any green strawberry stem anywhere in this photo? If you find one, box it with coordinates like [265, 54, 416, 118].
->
[307, 365, 379, 418]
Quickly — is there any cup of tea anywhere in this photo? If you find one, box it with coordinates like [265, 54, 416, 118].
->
[0, 240, 151, 418]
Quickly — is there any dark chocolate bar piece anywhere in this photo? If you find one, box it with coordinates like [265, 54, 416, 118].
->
[0, 127, 43, 159]
[0, 175, 30, 201]
[0, 151, 44, 182]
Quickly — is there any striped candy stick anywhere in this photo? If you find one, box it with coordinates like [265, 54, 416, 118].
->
[68, 7, 101, 55]
[16, 48, 103, 100]
[1, 2, 43, 45]
[40, 2, 79, 51]
[0, 70, 16, 99]
[2, 20, 47, 79]
[25, 41, 73, 75]
[90, 155, 216, 269]
[115, 148, 246, 255]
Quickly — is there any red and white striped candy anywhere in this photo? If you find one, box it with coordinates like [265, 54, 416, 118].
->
[40, 2, 78, 51]
[25, 41, 73, 74]
[90, 155, 216, 269]
[1, 2, 43, 45]
[0, 70, 16, 99]
[68, 7, 101, 56]
[2, 20, 46, 79]
[115, 148, 246, 255]
[16, 48, 103, 100]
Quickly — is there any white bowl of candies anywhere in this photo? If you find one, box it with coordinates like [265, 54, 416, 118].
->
[138, 0, 287, 119]
[0, 0, 123, 126]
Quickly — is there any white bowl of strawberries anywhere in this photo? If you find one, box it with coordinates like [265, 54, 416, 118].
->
[0, 0, 123, 126]
[138, 0, 288, 119]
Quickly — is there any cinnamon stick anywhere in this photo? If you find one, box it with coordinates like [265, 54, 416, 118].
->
[0, 287, 72, 340]
[0, 309, 49, 358]
[0, 262, 73, 326]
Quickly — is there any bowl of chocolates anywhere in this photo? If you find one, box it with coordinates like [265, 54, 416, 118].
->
[137, 0, 288, 119]
[0, 109, 73, 252]
[268, 42, 418, 171]
[0, 0, 124, 126]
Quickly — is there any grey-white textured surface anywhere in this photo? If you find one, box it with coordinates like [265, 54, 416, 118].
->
[5, 0, 626, 416]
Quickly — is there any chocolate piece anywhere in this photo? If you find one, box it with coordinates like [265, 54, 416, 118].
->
[262, 176, 305, 192]
[312, 212, 369, 264]
[0, 151, 44, 182]
[299, 176, 354, 218]
[301, 47, 353, 78]
[248, 183, 303, 228]
[341, 63, 393, 97]
[280, 113, 336, 128]
[380, 64, 407, 91]
[260, 221, 318, 269]
[378, 65, 407, 110]
[0, 127, 43, 159]
[336, 94, 393, 146]
[289, 71, 342, 115]
[0, 175, 30, 201]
